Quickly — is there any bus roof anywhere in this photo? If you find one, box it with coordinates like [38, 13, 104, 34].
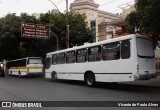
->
[8, 57, 42, 62]
[47, 34, 145, 56]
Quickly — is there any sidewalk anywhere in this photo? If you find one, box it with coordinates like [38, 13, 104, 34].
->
[120, 76, 160, 88]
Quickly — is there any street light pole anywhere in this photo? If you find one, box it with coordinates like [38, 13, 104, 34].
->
[50, 31, 59, 51]
[48, 0, 60, 51]
[48, 0, 61, 13]
[48, 0, 69, 48]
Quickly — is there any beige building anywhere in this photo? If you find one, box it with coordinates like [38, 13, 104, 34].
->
[122, 6, 135, 15]
[70, 0, 127, 41]
[32, 13, 40, 19]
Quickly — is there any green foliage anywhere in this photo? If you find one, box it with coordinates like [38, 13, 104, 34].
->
[0, 14, 21, 60]
[126, 0, 160, 45]
[135, 0, 160, 34]
[125, 11, 141, 33]
[0, 12, 93, 61]
[68, 12, 92, 46]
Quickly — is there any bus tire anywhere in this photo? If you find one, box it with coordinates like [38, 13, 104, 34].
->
[85, 73, 95, 87]
[51, 72, 57, 82]
[18, 71, 22, 78]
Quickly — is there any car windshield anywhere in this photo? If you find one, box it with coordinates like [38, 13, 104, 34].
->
[136, 37, 154, 58]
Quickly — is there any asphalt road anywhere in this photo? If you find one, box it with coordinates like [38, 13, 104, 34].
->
[0, 76, 160, 110]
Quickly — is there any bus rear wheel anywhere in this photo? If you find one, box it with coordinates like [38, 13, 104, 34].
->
[52, 72, 57, 82]
[85, 73, 95, 87]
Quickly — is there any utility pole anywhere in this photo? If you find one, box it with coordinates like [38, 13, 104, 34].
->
[66, 0, 69, 48]
[48, 0, 61, 13]
[48, 0, 60, 51]
[48, 0, 69, 48]
[50, 31, 59, 50]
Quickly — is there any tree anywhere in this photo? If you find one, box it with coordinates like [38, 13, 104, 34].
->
[126, 0, 160, 46]
[0, 14, 21, 60]
[68, 12, 93, 46]
[40, 12, 93, 49]
[135, 0, 160, 34]
[125, 11, 141, 34]
[0, 11, 93, 61]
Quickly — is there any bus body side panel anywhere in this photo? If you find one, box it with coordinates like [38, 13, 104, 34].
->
[46, 60, 135, 82]
[45, 70, 52, 78]
[9, 68, 27, 76]
[45, 64, 85, 80]
[53, 64, 84, 80]
[20, 70, 28, 76]
[95, 60, 134, 82]
[27, 65, 43, 74]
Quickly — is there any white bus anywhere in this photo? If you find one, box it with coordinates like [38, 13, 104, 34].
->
[7, 57, 43, 77]
[45, 34, 156, 86]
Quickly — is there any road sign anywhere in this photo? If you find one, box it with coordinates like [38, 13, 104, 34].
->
[21, 23, 49, 38]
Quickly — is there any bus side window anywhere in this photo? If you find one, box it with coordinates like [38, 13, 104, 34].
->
[76, 49, 87, 63]
[66, 51, 75, 63]
[52, 54, 57, 65]
[102, 42, 120, 60]
[88, 46, 101, 62]
[20, 59, 26, 66]
[57, 53, 65, 64]
[45, 57, 51, 69]
[121, 40, 130, 59]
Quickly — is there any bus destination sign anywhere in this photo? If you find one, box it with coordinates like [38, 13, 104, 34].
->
[21, 23, 49, 38]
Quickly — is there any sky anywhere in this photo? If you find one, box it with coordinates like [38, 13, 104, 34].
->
[0, 0, 134, 17]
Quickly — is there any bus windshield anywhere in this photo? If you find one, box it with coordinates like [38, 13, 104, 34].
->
[28, 58, 42, 64]
[136, 37, 154, 58]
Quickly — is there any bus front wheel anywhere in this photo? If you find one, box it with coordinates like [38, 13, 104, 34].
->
[51, 72, 57, 82]
[85, 73, 95, 87]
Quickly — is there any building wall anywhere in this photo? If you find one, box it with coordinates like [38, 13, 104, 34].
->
[70, 0, 124, 42]
[70, 2, 99, 41]
[122, 6, 135, 15]
[97, 10, 123, 41]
